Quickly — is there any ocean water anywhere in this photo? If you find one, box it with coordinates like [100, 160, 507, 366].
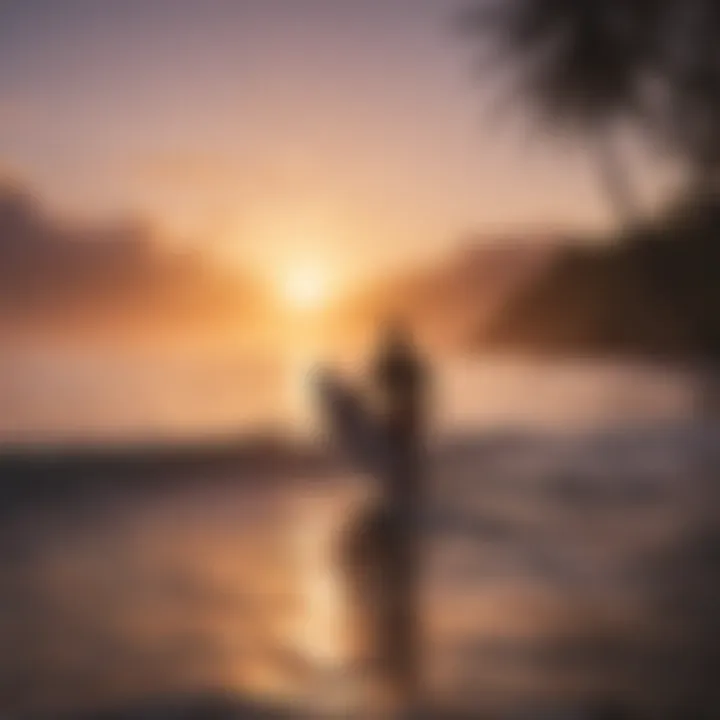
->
[0, 350, 702, 443]
[0, 354, 717, 718]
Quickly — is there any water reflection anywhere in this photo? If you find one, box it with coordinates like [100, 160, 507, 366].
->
[0, 421, 717, 717]
[2, 475, 305, 714]
[0, 360, 717, 718]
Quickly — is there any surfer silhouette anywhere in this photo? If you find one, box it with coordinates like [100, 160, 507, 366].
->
[316, 321, 426, 714]
[373, 321, 425, 517]
[371, 321, 425, 707]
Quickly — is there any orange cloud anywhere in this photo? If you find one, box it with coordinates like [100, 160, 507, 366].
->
[0, 180, 272, 348]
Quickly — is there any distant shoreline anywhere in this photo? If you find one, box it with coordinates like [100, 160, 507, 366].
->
[0, 432, 342, 517]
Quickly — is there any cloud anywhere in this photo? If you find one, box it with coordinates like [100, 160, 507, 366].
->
[0, 180, 270, 346]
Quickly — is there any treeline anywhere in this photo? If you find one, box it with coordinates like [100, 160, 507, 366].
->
[481, 195, 720, 360]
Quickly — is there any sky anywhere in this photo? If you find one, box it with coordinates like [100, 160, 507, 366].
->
[0, 0, 671, 289]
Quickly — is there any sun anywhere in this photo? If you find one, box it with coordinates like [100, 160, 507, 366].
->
[281, 263, 332, 312]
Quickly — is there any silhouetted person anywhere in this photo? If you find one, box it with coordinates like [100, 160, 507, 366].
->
[374, 322, 426, 708]
[373, 321, 425, 518]
[338, 321, 427, 715]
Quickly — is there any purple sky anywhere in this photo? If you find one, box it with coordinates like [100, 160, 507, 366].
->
[0, 0, 672, 284]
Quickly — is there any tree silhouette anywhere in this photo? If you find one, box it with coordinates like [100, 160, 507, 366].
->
[460, 0, 720, 366]
[460, 0, 720, 225]
[657, 0, 720, 192]
[461, 0, 664, 225]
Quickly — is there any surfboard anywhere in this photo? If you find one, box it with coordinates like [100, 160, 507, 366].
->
[312, 369, 388, 480]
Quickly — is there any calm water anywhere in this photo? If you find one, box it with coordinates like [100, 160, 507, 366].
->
[0, 351, 701, 442]
[0, 354, 718, 718]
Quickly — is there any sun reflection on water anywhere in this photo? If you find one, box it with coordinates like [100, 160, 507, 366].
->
[291, 495, 344, 668]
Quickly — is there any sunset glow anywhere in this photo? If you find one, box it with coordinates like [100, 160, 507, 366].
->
[280, 263, 333, 313]
[0, 3, 717, 719]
